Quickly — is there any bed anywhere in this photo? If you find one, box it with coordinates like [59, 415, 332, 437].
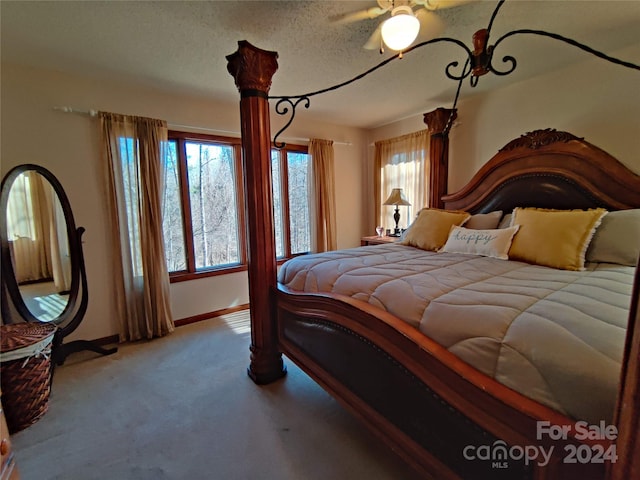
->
[226, 43, 640, 479]
[278, 243, 632, 425]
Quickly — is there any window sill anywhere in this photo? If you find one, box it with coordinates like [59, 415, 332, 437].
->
[169, 254, 307, 283]
[169, 264, 247, 283]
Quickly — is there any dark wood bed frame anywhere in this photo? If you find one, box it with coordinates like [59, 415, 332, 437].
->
[227, 41, 640, 479]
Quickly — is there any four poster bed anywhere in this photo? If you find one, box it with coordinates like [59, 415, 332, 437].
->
[226, 43, 640, 480]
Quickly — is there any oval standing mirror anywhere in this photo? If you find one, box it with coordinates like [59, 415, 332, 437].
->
[0, 164, 116, 365]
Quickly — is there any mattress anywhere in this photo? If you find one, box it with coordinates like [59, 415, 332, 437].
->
[278, 243, 634, 424]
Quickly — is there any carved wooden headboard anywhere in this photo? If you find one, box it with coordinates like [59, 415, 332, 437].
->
[442, 129, 640, 213]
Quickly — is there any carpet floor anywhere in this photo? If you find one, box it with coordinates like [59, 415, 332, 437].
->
[11, 311, 423, 480]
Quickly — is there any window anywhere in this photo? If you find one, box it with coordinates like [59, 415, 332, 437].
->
[375, 130, 430, 231]
[271, 145, 311, 258]
[162, 140, 187, 272]
[162, 131, 310, 280]
[163, 132, 245, 280]
[119, 137, 143, 275]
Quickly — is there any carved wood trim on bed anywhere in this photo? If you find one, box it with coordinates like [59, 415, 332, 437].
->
[442, 128, 640, 213]
[226, 41, 286, 384]
[611, 263, 640, 480]
[424, 107, 457, 209]
[226, 42, 640, 479]
[276, 286, 588, 479]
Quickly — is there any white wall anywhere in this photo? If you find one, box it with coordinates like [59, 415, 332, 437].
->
[369, 44, 640, 232]
[447, 44, 640, 192]
[1, 63, 368, 341]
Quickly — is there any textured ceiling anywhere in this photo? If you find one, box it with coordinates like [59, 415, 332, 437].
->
[2, 0, 639, 128]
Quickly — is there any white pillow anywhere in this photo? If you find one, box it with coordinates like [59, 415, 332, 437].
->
[586, 209, 640, 266]
[498, 213, 513, 229]
[439, 225, 520, 260]
[464, 210, 503, 230]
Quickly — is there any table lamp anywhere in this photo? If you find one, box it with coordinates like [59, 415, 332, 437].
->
[383, 188, 411, 237]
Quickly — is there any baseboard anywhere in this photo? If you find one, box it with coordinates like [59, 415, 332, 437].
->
[174, 303, 250, 327]
[92, 303, 251, 345]
[93, 334, 120, 346]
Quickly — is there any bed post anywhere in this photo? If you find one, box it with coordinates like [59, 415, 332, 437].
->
[227, 41, 286, 384]
[423, 107, 456, 209]
[609, 261, 640, 479]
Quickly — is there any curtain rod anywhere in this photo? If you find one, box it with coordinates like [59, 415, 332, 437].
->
[52, 106, 352, 146]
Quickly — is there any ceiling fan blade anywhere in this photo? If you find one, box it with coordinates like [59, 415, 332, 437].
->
[415, 9, 445, 40]
[331, 6, 388, 24]
[363, 24, 383, 50]
[416, 0, 475, 11]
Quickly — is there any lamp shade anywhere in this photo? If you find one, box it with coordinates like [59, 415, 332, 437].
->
[383, 188, 411, 206]
[381, 6, 420, 51]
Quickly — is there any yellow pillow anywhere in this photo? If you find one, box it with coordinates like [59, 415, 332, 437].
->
[508, 207, 607, 270]
[401, 208, 471, 251]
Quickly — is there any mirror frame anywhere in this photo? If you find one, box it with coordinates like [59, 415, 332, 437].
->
[0, 164, 88, 339]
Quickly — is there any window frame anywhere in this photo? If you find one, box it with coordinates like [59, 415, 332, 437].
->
[167, 131, 247, 283]
[165, 131, 309, 282]
[376, 130, 430, 230]
[272, 143, 311, 260]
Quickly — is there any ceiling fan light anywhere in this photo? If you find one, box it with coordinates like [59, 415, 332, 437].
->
[381, 6, 420, 51]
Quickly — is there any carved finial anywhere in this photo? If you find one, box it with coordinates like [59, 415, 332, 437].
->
[471, 29, 490, 77]
[226, 41, 279, 94]
[500, 128, 583, 151]
[423, 107, 457, 135]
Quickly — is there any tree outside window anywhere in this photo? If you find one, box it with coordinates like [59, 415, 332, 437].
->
[271, 146, 311, 259]
[162, 131, 310, 281]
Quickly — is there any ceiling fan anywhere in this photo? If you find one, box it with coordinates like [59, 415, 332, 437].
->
[333, 0, 474, 52]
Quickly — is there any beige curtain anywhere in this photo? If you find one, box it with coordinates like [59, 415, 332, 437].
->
[6, 171, 53, 284]
[47, 190, 72, 292]
[309, 139, 337, 252]
[99, 112, 174, 341]
[6, 172, 71, 291]
[374, 129, 430, 231]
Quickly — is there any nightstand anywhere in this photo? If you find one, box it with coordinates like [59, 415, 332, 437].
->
[361, 235, 399, 246]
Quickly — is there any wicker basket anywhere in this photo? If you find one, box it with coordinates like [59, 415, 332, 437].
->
[1, 322, 56, 433]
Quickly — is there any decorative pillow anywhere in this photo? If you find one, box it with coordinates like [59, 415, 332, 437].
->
[508, 207, 607, 270]
[464, 210, 503, 230]
[586, 209, 640, 266]
[400, 208, 471, 251]
[498, 213, 513, 229]
[399, 212, 419, 241]
[440, 225, 520, 260]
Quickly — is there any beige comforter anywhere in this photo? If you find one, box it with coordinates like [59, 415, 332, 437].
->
[278, 244, 634, 424]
